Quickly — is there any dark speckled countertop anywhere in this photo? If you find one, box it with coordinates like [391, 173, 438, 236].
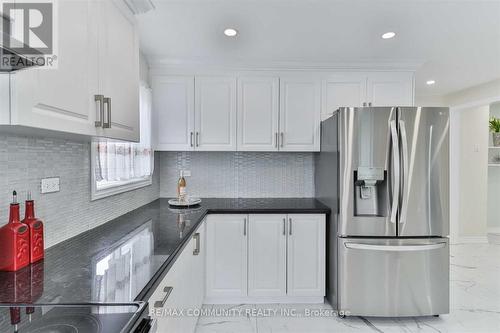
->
[0, 198, 329, 307]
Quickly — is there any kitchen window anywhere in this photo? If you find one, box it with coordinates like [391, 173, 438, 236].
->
[91, 84, 154, 200]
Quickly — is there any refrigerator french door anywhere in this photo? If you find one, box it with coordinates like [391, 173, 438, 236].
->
[331, 106, 450, 317]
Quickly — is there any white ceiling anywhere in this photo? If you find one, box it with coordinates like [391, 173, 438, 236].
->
[136, 0, 500, 97]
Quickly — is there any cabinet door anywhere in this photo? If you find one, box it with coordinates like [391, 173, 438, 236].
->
[10, 0, 99, 136]
[152, 76, 195, 151]
[321, 73, 366, 120]
[287, 214, 325, 297]
[98, 0, 140, 141]
[366, 72, 414, 107]
[195, 76, 237, 151]
[149, 254, 184, 333]
[181, 221, 206, 333]
[237, 77, 279, 151]
[248, 214, 287, 297]
[279, 77, 321, 151]
[206, 215, 247, 298]
[0, 74, 9, 124]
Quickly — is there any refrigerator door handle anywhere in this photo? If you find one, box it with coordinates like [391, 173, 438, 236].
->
[399, 119, 410, 228]
[344, 242, 447, 252]
[390, 120, 400, 223]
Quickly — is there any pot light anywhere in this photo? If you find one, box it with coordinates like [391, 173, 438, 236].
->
[381, 32, 396, 39]
[426, 80, 436, 85]
[224, 28, 238, 37]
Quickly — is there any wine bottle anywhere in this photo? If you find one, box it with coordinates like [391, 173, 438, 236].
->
[177, 170, 186, 202]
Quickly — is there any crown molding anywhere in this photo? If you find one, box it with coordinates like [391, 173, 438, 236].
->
[147, 56, 423, 72]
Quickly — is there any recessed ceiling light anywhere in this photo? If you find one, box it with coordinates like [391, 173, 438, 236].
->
[426, 80, 436, 85]
[381, 32, 396, 39]
[224, 28, 238, 37]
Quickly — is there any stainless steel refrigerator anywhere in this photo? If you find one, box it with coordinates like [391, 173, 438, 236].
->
[315, 106, 450, 317]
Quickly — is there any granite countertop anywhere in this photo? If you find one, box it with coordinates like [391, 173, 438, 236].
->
[0, 198, 330, 306]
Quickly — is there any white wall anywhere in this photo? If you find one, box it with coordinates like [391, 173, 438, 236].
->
[453, 105, 489, 241]
[445, 79, 500, 107]
[140, 52, 151, 87]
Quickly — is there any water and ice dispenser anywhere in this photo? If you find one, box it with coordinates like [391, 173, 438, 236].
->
[354, 167, 387, 216]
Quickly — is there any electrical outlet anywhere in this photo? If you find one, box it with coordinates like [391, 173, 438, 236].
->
[41, 177, 60, 194]
[182, 170, 191, 177]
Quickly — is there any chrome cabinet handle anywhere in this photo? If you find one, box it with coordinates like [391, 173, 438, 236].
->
[280, 132, 284, 148]
[196, 132, 200, 147]
[289, 217, 292, 235]
[154, 286, 173, 308]
[283, 218, 286, 235]
[193, 233, 200, 255]
[243, 217, 247, 236]
[275, 132, 278, 148]
[363, 102, 367, 107]
[103, 97, 111, 128]
[389, 119, 400, 224]
[94, 95, 104, 127]
[190, 132, 194, 147]
[368, 102, 372, 107]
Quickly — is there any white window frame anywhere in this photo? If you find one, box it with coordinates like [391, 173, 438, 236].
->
[90, 141, 153, 201]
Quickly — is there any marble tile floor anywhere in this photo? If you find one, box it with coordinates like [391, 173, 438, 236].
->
[195, 243, 500, 333]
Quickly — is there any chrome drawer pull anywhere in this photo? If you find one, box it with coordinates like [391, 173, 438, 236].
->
[193, 232, 200, 255]
[154, 286, 173, 308]
[344, 242, 447, 252]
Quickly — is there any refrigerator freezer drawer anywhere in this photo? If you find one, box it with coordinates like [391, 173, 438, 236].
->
[338, 237, 449, 317]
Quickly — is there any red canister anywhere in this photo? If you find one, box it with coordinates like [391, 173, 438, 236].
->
[22, 192, 44, 263]
[0, 191, 30, 271]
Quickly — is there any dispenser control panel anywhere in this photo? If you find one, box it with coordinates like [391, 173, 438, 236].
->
[357, 167, 384, 183]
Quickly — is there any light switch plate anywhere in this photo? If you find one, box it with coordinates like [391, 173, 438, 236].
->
[182, 170, 191, 177]
[41, 177, 60, 194]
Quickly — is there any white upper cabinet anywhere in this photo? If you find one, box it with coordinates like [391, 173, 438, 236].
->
[152, 76, 195, 151]
[321, 72, 414, 120]
[287, 214, 326, 297]
[366, 72, 414, 107]
[248, 214, 287, 297]
[195, 76, 237, 151]
[279, 77, 321, 151]
[206, 215, 248, 298]
[97, 0, 140, 141]
[7, 0, 99, 136]
[2, 0, 140, 142]
[321, 73, 366, 120]
[151, 71, 414, 151]
[237, 77, 279, 151]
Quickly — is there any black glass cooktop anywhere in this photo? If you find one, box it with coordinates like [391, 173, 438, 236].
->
[0, 303, 145, 333]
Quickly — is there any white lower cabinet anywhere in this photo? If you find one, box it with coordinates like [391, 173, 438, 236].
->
[206, 215, 248, 298]
[205, 213, 326, 303]
[248, 214, 287, 297]
[287, 214, 326, 297]
[149, 213, 325, 330]
[149, 220, 205, 333]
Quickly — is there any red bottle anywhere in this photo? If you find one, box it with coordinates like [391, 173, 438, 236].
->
[0, 191, 30, 271]
[22, 192, 44, 263]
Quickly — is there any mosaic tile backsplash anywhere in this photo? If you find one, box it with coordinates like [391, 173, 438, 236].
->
[159, 152, 315, 198]
[0, 134, 315, 248]
[0, 133, 160, 248]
